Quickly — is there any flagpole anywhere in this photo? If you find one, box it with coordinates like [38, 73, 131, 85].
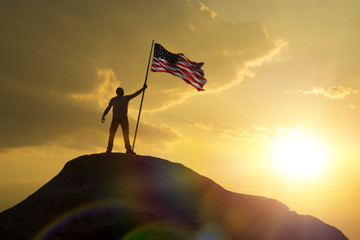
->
[132, 40, 154, 151]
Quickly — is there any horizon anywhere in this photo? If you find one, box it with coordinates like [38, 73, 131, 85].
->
[1, 0, 359, 239]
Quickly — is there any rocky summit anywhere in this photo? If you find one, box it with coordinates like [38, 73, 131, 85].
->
[0, 153, 349, 240]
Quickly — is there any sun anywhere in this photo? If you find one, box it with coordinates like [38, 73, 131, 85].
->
[271, 137, 328, 180]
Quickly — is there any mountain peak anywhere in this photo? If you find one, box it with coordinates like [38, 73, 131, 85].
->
[0, 153, 348, 240]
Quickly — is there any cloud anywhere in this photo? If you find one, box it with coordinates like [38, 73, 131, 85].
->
[193, 124, 271, 142]
[219, 127, 270, 142]
[0, 0, 284, 150]
[132, 121, 185, 153]
[253, 125, 268, 132]
[211, 125, 309, 142]
[136, 121, 184, 143]
[199, 2, 217, 19]
[303, 86, 358, 99]
[326, 181, 360, 197]
[187, 124, 309, 143]
[328, 192, 360, 196]
[0, 89, 100, 150]
[273, 125, 304, 138]
[71, 69, 120, 108]
[188, 122, 214, 132]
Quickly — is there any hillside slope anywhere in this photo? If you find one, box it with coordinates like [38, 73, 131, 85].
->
[0, 153, 349, 240]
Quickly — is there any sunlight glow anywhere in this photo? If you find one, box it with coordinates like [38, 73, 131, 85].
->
[272, 137, 328, 180]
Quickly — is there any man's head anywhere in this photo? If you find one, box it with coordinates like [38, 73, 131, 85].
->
[116, 87, 124, 97]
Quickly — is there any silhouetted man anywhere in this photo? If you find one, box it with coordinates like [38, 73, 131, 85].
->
[102, 84, 147, 154]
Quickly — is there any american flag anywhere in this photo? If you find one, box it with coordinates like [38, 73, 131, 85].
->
[151, 43, 207, 91]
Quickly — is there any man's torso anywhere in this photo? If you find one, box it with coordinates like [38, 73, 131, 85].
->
[111, 96, 131, 119]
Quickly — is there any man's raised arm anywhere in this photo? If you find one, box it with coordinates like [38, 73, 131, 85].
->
[128, 84, 147, 100]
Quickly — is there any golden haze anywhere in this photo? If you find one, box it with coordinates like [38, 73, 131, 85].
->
[1, 0, 359, 239]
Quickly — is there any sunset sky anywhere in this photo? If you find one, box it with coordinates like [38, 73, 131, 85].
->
[1, 0, 359, 238]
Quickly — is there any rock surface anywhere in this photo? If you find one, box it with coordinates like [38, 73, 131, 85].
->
[0, 153, 349, 240]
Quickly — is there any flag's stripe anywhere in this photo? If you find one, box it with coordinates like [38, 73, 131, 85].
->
[176, 59, 204, 78]
[151, 61, 204, 91]
[178, 55, 204, 76]
[151, 58, 204, 90]
[178, 54, 204, 70]
[152, 57, 207, 84]
[152, 58, 206, 86]
[152, 68, 204, 91]
[176, 62, 206, 82]
[174, 64, 207, 85]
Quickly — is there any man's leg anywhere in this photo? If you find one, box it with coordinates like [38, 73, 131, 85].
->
[107, 118, 120, 153]
[119, 117, 133, 153]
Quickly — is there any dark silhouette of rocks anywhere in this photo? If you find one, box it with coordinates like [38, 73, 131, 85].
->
[0, 153, 349, 240]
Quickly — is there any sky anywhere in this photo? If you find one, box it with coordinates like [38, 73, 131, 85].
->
[1, 0, 359, 238]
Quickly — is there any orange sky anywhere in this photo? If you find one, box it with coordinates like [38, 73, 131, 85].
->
[1, 0, 359, 239]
